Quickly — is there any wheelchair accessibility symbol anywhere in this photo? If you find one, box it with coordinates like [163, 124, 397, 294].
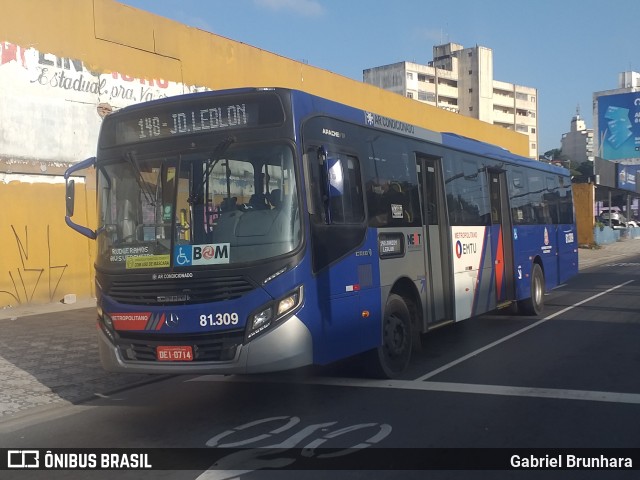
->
[175, 246, 192, 266]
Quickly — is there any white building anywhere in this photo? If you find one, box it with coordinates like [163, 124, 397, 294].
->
[363, 42, 539, 159]
[560, 111, 594, 164]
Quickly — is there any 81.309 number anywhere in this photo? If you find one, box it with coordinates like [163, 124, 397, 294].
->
[200, 313, 239, 327]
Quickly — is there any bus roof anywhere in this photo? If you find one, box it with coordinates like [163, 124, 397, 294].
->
[441, 132, 569, 176]
[106, 87, 567, 177]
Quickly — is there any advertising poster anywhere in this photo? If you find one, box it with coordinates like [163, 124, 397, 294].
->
[597, 92, 640, 161]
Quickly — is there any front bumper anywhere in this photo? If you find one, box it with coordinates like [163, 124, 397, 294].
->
[98, 315, 313, 374]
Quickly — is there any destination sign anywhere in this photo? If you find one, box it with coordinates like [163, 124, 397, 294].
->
[100, 93, 285, 147]
[378, 232, 405, 258]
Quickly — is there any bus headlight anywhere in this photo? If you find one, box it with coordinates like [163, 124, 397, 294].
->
[98, 311, 115, 343]
[246, 286, 303, 342]
[103, 312, 114, 330]
[277, 288, 301, 316]
[251, 306, 273, 331]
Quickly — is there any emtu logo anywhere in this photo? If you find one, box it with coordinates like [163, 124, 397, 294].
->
[455, 240, 477, 258]
[455, 240, 463, 258]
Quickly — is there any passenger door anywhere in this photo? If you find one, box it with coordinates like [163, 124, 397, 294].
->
[488, 170, 515, 304]
[416, 155, 453, 326]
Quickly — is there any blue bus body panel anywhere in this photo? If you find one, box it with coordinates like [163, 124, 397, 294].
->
[101, 261, 315, 336]
[303, 229, 383, 365]
[101, 286, 271, 335]
[511, 223, 578, 300]
[557, 224, 579, 283]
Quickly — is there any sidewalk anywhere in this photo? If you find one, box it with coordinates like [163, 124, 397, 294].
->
[577, 236, 640, 270]
[0, 301, 165, 422]
[1, 238, 639, 423]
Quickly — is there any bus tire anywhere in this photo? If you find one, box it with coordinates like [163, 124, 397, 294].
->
[365, 294, 412, 379]
[519, 263, 544, 316]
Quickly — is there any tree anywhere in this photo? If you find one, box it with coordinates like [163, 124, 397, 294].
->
[540, 149, 588, 181]
[540, 148, 563, 163]
[573, 161, 594, 183]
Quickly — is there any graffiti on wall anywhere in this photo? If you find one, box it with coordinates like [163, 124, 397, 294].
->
[1, 40, 208, 109]
[1, 225, 69, 305]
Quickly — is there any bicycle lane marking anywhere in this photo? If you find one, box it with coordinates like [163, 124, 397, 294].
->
[196, 416, 392, 479]
[415, 279, 635, 381]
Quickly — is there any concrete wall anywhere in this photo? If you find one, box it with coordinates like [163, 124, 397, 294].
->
[0, 0, 529, 307]
[593, 226, 620, 245]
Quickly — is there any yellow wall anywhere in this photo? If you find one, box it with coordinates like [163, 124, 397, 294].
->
[573, 183, 595, 245]
[0, 0, 530, 307]
[0, 169, 96, 307]
[1, 0, 528, 155]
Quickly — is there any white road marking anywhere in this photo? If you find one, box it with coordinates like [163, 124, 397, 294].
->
[306, 378, 640, 405]
[416, 279, 635, 381]
[189, 374, 640, 405]
[188, 280, 638, 406]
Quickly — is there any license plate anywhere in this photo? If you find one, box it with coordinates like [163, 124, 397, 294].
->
[156, 345, 194, 362]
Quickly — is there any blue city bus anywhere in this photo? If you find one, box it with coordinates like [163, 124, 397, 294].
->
[64, 87, 578, 378]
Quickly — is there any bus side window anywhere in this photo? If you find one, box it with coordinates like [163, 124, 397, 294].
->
[307, 146, 364, 225]
[326, 154, 364, 224]
[444, 155, 489, 227]
[527, 174, 551, 224]
[304, 147, 328, 223]
[362, 150, 419, 227]
[544, 176, 560, 224]
[558, 179, 574, 224]
[510, 170, 529, 225]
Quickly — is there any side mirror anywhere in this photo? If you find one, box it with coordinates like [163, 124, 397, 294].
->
[64, 157, 97, 239]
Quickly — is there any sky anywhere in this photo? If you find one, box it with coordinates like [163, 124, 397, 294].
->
[119, 0, 640, 155]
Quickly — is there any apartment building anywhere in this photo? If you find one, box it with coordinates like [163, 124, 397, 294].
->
[363, 42, 539, 158]
[560, 111, 594, 164]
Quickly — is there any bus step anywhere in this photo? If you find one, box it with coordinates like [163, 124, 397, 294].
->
[496, 301, 515, 310]
[426, 319, 455, 331]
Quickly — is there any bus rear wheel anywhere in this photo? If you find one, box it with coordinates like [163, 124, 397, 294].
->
[519, 263, 544, 316]
[366, 294, 412, 379]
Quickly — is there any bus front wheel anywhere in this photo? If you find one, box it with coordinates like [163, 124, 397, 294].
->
[519, 263, 544, 316]
[366, 294, 412, 379]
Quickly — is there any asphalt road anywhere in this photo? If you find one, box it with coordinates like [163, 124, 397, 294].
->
[1, 252, 640, 479]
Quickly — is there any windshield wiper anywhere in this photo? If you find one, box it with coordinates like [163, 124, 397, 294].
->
[188, 136, 236, 205]
[124, 150, 156, 206]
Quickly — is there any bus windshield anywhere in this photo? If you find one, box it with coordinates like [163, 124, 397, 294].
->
[96, 141, 301, 270]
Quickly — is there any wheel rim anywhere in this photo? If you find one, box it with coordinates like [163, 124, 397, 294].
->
[383, 312, 408, 360]
[533, 272, 542, 306]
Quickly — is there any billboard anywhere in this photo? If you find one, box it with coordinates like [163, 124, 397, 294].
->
[597, 91, 640, 161]
[617, 163, 640, 192]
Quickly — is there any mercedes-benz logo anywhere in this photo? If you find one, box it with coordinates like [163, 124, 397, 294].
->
[165, 313, 180, 328]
